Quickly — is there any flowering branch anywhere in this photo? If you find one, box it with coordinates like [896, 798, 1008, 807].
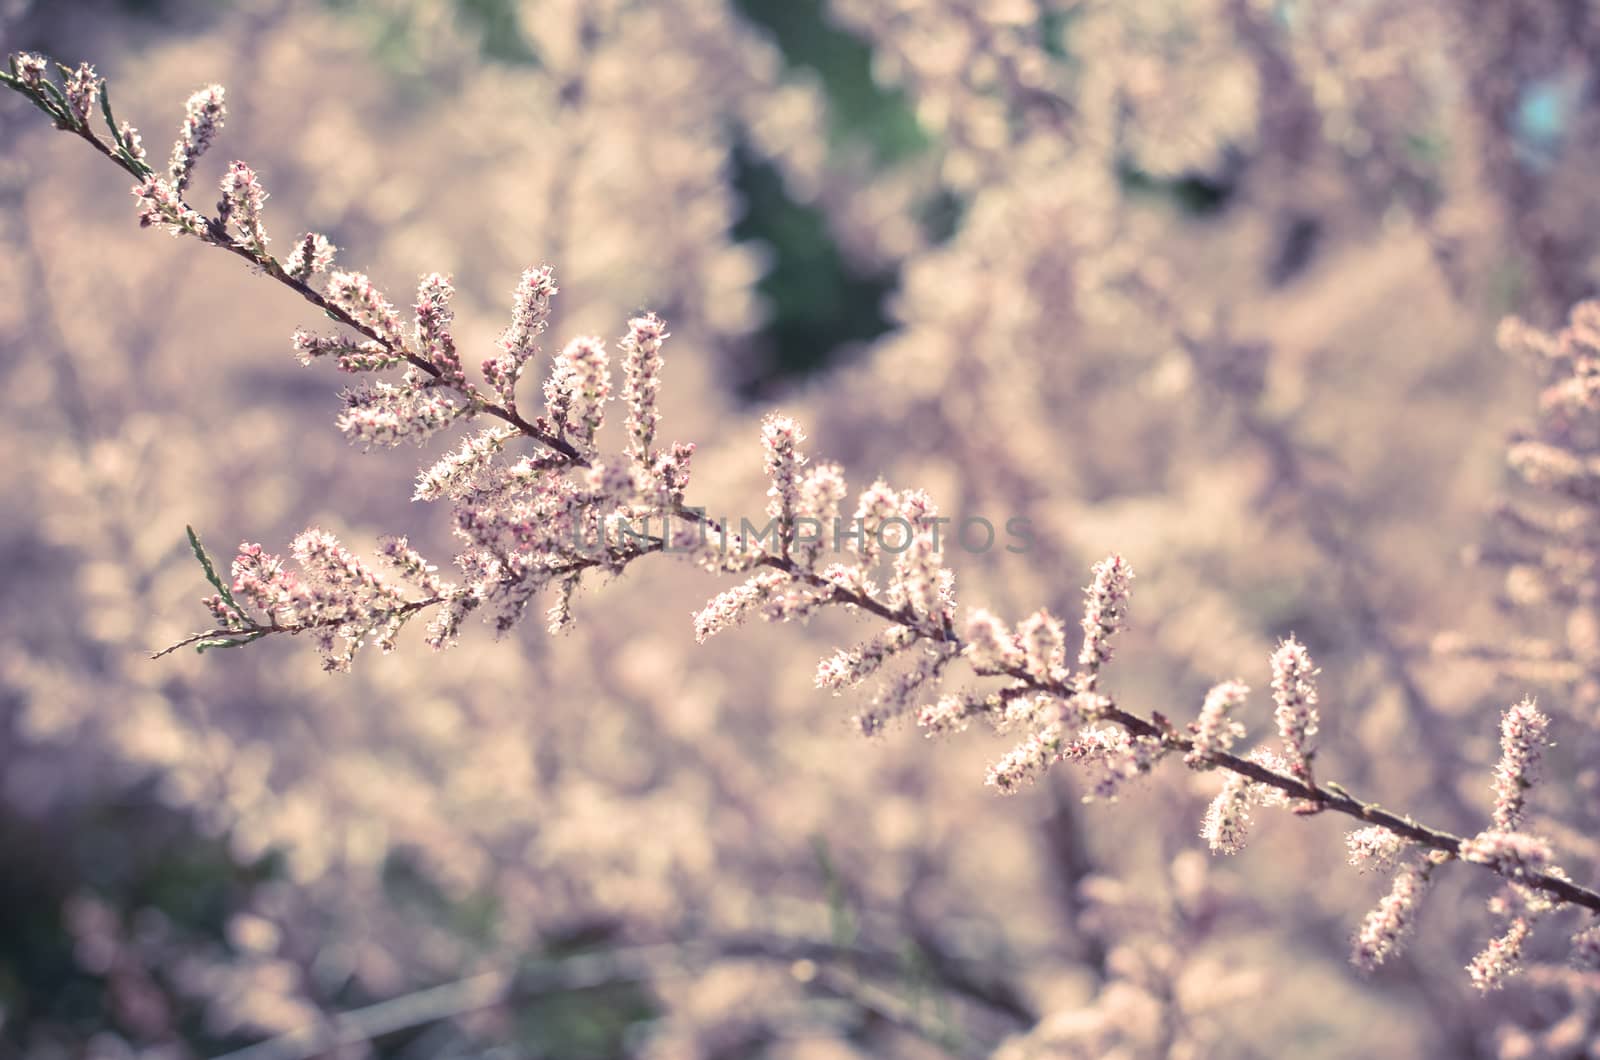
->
[8, 52, 1599, 993]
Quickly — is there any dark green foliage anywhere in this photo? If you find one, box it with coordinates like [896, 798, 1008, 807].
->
[729, 143, 897, 397]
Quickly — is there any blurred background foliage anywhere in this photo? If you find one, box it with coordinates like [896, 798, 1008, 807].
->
[5, 0, 1592, 1055]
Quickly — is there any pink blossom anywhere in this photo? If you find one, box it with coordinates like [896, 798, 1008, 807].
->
[499, 265, 557, 363]
[963, 608, 1020, 673]
[1270, 637, 1319, 783]
[218, 161, 269, 251]
[13, 52, 45, 87]
[1202, 772, 1256, 854]
[816, 624, 916, 693]
[890, 525, 945, 622]
[169, 84, 225, 193]
[1062, 727, 1165, 801]
[230, 543, 297, 618]
[413, 273, 467, 387]
[1491, 697, 1549, 832]
[1459, 830, 1553, 877]
[795, 462, 847, 567]
[1078, 555, 1133, 682]
[1186, 680, 1248, 766]
[325, 271, 405, 348]
[694, 570, 802, 643]
[62, 62, 100, 125]
[337, 379, 462, 447]
[918, 691, 991, 736]
[1017, 608, 1066, 681]
[117, 120, 145, 163]
[854, 645, 956, 735]
[620, 313, 667, 464]
[1352, 857, 1435, 972]
[986, 724, 1065, 794]
[378, 536, 448, 598]
[292, 329, 400, 372]
[1467, 918, 1533, 992]
[544, 336, 612, 449]
[285, 233, 336, 282]
[1346, 827, 1406, 873]
[413, 427, 517, 502]
[760, 413, 807, 552]
[131, 176, 206, 236]
[1571, 922, 1600, 970]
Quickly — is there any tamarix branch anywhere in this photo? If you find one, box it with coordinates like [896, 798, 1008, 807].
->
[7, 51, 1599, 994]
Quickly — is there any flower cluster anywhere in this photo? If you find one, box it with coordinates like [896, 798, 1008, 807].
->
[200, 529, 456, 672]
[1352, 855, 1438, 972]
[1491, 696, 1549, 831]
[1201, 772, 1257, 855]
[1077, 555, 1133, 685]
[1198, 746, 1292, 855]
[284, 232, 336, 283]
[1346, 826, 1406, 874]
[1443, 303, 1600, 699]
[1270, 636, 1319, 785]
[619, 314, 666, 463]
[483, 265, 557, 418]
[1459, 831, 1554, 877]
[1343, 694, 1569, 986]
[217, 161, 268, 252]
[62, 62, 101, 126]
[170, 84, 225, 192]
[1186, 680, 1249, 766]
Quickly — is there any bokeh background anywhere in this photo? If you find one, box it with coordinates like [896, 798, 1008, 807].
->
[2, 0, 1599, 1057]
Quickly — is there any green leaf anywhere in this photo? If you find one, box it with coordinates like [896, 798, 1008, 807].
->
[195, 630, 267, 654]
[2, 66, 65, 124]
[811, 836, 857, 949]
[16, 88, 63, 124]
[186, 525, 246, 618]
[118, 145, 153, 178]
[37, 77, 73, 124]
[99, 77, 123, 148]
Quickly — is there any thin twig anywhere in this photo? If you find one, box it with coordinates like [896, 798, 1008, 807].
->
[210, 932, 1032, 1060]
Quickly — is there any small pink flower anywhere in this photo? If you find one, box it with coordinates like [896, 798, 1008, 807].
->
[1270, 636, 1319, 782]
[169, 84, 225, 193]
[1491, 697, 1549, 832]
[1467, 918, 1533, 992]
[13, 53, 47, 88]
[1458, 830, 1553, 877]
[1187, 680, 1249, 766]
[326, 271, 405, 348]
[1346, 827, 1406, 873]
[414, 272, 467, 387]
[1077, 555, 1133, 682]
[1018, 608, 1066, 681]
[285, 233, 336, 282]
[1202, 772, 1257, 854]
[761, 413, 808, 549]
[218, 161, 269, 250]
[620, 313, 667, 464]
[964, 608, 1020, 673]
[63, 62, 101, 125]
[1352, 857, 1435, 971]
[545, 336, 612, 448]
